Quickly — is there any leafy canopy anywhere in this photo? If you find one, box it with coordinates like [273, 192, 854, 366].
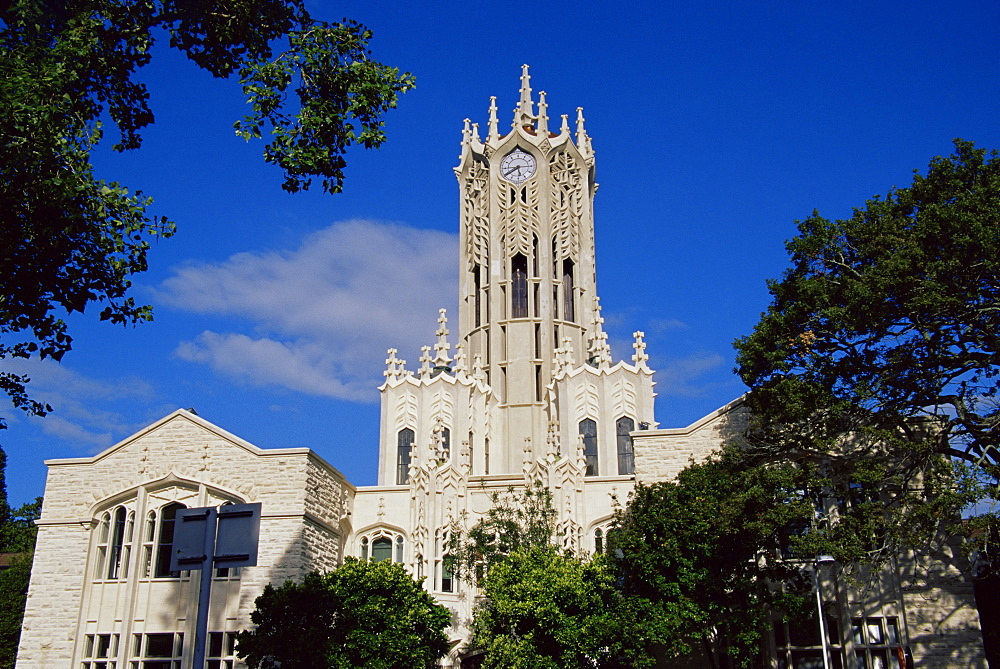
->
[472, 546, 629, 669]
[612, 451, 817, 668]
[0, 0, 413, 428]
[236, 559, 450, 669]
[449, 481, 559, 585]
[734, 139, 999, 559]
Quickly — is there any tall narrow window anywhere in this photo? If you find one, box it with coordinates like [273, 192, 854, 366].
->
[107, 507, 127, 579]
[154, 502, 185, 578]
[617, 416, 636, 475]
[361, 537, 369, 561]
[95, 512, 111, 580]
[440, 427, 451, 462]
[397, 428, 414, 485]
[474, 264, 482, 328]
[563, 259, 575, 322]
[396, 536, 405, 563]
[441, 555, 455, 593]
[511, 254, 528, 318]
[580, 418, 598, 476]
[484, 438, 490, 475]
[595, 528, 604, 554]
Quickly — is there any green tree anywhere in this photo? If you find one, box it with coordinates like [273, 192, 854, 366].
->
[0, 447, 42, 669]
[733, 139, 999, 563]
[611, 451, 817, 668]
[1, 0, 414, 427]
[450, 481, 558, 585]
[471, 546, 629, 669]
[236, 559, 450, 669]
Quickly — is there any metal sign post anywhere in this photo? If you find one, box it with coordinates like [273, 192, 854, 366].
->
[171, 503, 261, 669]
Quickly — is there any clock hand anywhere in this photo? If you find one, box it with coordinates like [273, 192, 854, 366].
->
[504, 166, 518, 177]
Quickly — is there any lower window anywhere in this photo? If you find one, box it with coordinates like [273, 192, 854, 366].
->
[207, 631, 238, 669]
[82, 633, 119, 668]
[130, 632, 183, 669]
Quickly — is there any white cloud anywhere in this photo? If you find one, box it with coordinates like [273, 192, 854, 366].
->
[159, 220, 458, 399]
[2, 358, 156, 451]
[656, 352, 728, 397]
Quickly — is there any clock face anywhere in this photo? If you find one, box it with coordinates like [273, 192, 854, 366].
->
[500, 149, 537, 184]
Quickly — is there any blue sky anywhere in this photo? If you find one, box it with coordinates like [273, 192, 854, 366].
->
[3, 0, 999, 506]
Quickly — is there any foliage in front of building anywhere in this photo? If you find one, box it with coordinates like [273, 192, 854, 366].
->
[237, 558, 451, 669]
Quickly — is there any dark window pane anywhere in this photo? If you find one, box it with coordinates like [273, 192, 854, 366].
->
[616, 416, 635, 475]
[145, 634, 174, 657]
[580, 419, 598, 476]
[371, 537, 392, 562]
[511, 254, 528, 318]
[562, 259, 575, 322]
[397, 429, 414, 485]
[154, 504, 184, 578]
[788, 616, 821, 646]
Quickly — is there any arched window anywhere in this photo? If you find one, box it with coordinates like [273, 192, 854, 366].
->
[511, 253, 528, 318]
[94, 506, 134, 581]
[371, 537, 393, 562]
[617, 416, 636, 475]
[153, 502, 185, 578]
[562, 259, 575, 322]
[580, 418, 598, 476]
[360, 530, 405, 563]
[397, 428, 414, 485]
[595, 528, 604, 554]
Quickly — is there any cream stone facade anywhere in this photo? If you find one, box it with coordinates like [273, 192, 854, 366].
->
[16, 67, 987, 668]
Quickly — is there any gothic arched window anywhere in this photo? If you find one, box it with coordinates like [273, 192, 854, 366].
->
[371, 537, 393, 562]
[397, 428, 414, 485]
[511, 253, 528, 318]
[360, 530, 405, 563]
[580, 418, 598, 476]
[616, 416, 636, 475]
[153, 502, 185, 578]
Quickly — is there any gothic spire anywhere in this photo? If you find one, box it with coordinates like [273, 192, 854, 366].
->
[517, 63, 534, 121]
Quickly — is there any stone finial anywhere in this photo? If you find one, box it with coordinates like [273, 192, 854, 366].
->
[459, 438, 471, 474]
[418, 346, 433, 378]
[576, 107, 587, 148]
[462, 118, 471, 147]
[538, 91, 549, 135]
[432, 420, 448, 463]
[488, 96, 499, 141]
[591, 331, 612, 368]
[433, 308, 452, 368]
[560, 114, 570, 136]
[471, 122, 481, 144]
[471, 354, 486, 384]
[632, 331, 650, 368]
[453, 342, 467, 375]
[518, 64, 534, 120]
[587, 297, 611, 367]
[384, 348, 407, 382]
[554, 336, 576, 375]
[546, 422, 561, 460]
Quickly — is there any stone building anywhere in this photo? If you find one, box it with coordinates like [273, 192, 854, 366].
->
[16, 67, 987, 668]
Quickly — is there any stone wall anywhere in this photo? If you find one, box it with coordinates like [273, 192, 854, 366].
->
[631, 398, 747, 484]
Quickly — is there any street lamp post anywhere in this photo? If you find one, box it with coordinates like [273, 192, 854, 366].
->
[814, 555, 837, 669]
